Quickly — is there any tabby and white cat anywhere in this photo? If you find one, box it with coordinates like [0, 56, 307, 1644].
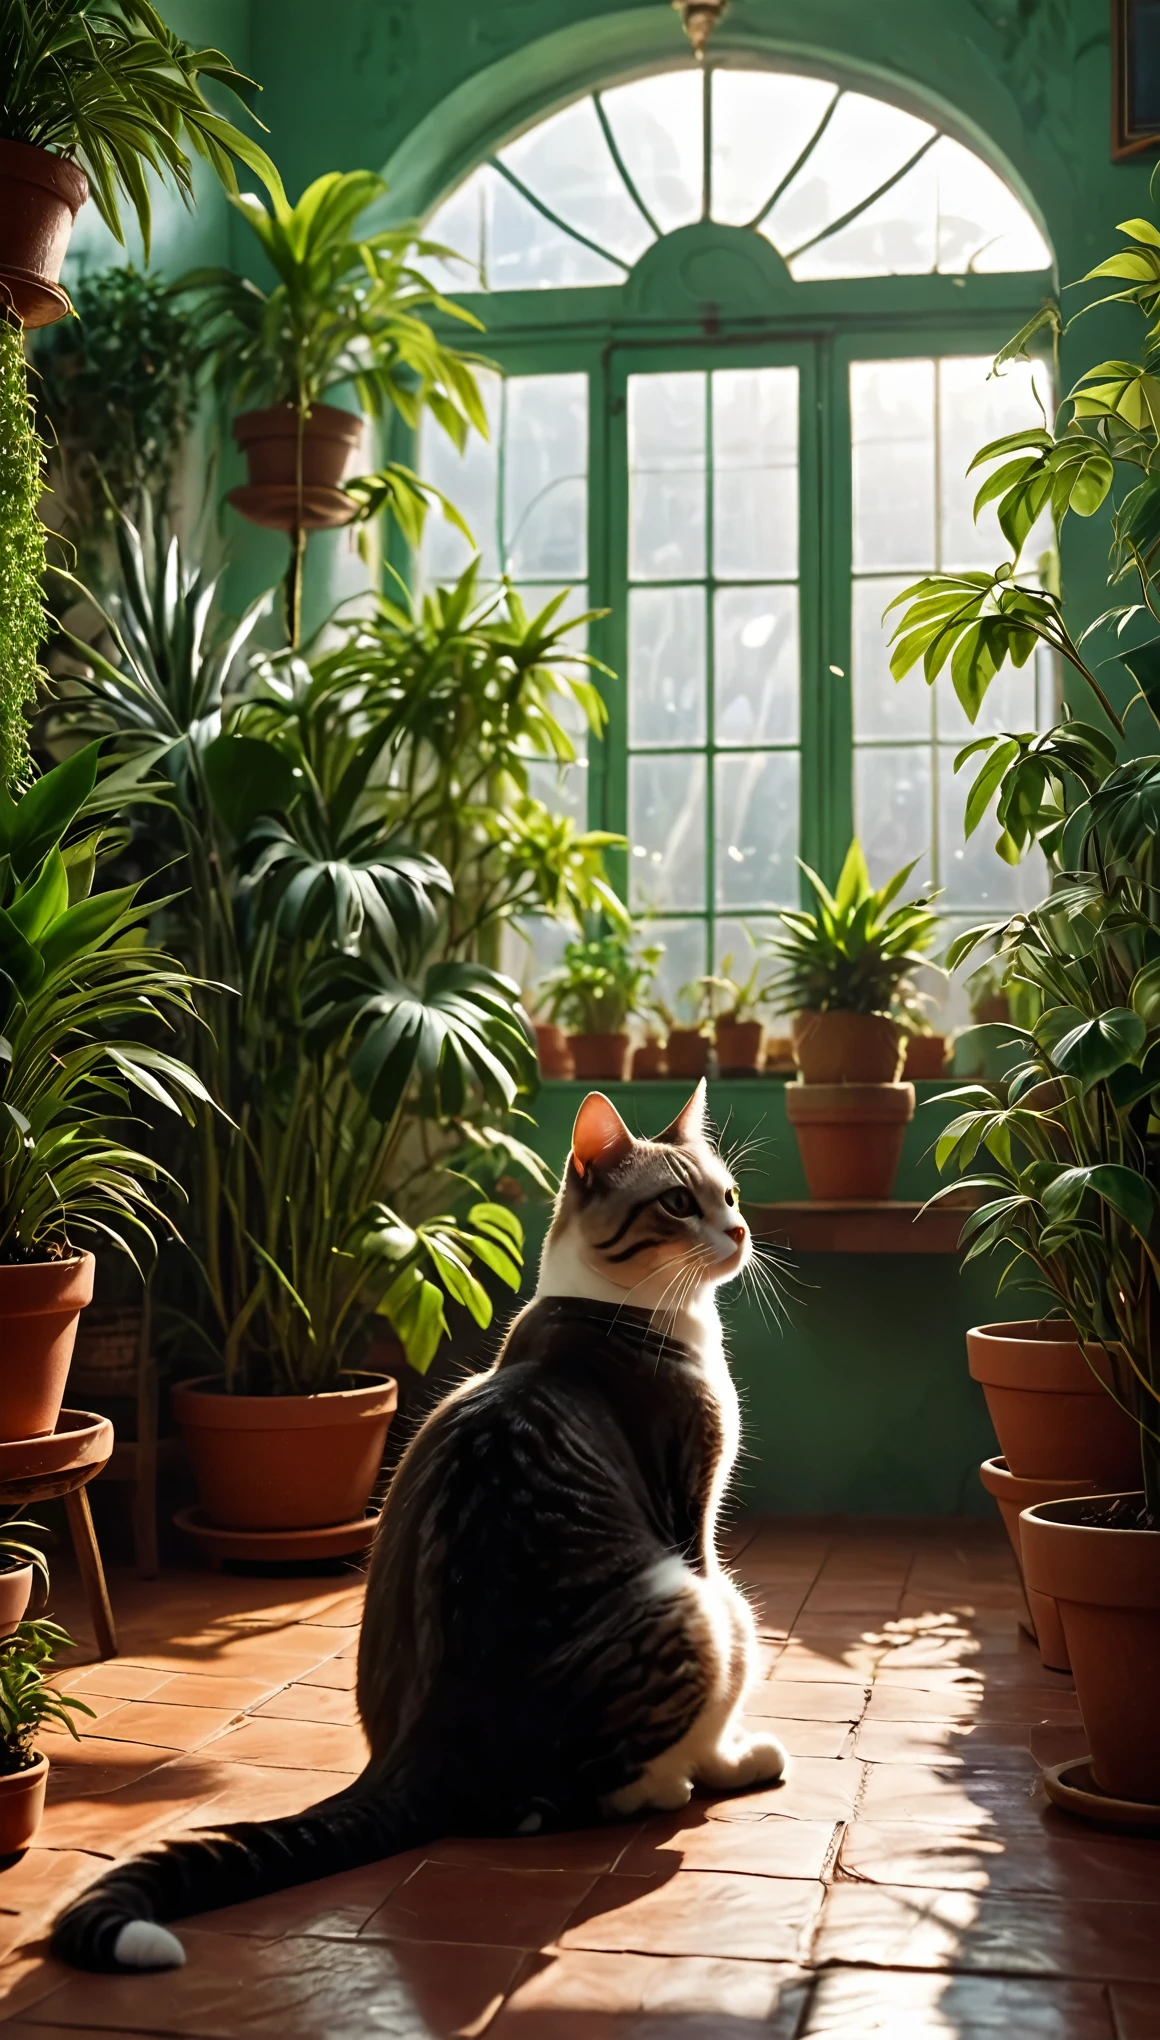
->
[53, 1081, 785, 1973]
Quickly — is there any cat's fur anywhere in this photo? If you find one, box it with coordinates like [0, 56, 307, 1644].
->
[52, 1082, 784, 1973]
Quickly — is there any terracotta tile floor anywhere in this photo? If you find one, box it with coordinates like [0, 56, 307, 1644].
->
[3, 1517, 1159, 2037]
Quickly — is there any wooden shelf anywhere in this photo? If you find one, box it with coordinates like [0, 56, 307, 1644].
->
[749, 1200, 969, 1255]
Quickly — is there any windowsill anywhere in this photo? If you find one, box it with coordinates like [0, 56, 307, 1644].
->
[749, 1199, 971, 1254]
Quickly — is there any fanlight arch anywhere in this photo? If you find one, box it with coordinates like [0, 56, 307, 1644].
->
[423, 65, 1052, 293]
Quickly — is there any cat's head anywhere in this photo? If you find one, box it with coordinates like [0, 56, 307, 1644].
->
[545, 1081, 750, 1302]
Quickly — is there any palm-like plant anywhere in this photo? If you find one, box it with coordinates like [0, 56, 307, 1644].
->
[764, 840, 942, 1019]
[0, 0, 281, 255]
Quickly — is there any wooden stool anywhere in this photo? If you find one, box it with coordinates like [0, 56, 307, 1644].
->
[0, 1412, 117, 1659]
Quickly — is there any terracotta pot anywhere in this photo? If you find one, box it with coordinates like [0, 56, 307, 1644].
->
[784, 1082, 914, 1200]
[978, 1456, 1109, 1672]
[0, 1564, 33, 1638]
[665, 1028, 710, 1080]
[534, 1024, 574, 1079]
[764, 1034, 796, 1073]
[228, 403, 364, 532]
[715, 1021, 764, 1074]
[792, 1010, 904, 1084]
[172, 1373, 397, 1532]
[1021, 1497, 1160, 1803]
[0, 1755, 48, 1854]
[0, 141, 88, 328]
[902, 1033, 948, 1080]
[966, 1322, 1140, 1486]
[632, 1041, 667, 1079]
[568, 1033, 629, 1081]
[0, 1255, 95, 1444]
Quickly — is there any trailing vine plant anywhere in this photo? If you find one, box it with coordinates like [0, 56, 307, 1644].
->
[0, 320, 47, 792]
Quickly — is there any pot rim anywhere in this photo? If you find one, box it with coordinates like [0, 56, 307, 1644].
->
[0, 139, 88, 209]
[0, 1250, 94, 1275]
[979, 1454, 1104, 1502]
[232, 400, 363, 443]
[0, 1751, 48, 1788]
[0, 1559, 34, 1578]
[1022, 1493, 1156, 1536]
[970, 1318, 1083, 1346]
[172, 1371, 398, 1431]
[566, 1030, 629, 1045]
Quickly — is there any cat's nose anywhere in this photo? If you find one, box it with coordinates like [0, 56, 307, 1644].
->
[727, 1224, 747, 1245]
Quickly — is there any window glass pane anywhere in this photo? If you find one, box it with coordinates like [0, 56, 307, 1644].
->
[503, 374, 588, 578]
[938, 355, 1052, 571]
[629, 752, 706, 911]
[766, 93, 934, 259]
[791, 148, 937, 280]
[715, 586, 799, 746]
[852, 577, 929, 740]
[711, 73, 838, 226]
[715, 752, 799, 908]
[600, 73, 703, 234]
[712, 367, 798, 578]
[936, 651, 1039, 745]
[525, 758, 588, 826]
[648, 918, 710, 1021]
[504, 916, 571, 1005]
[488, 169, 624, 289]
[713, 917, 780, 978]
[854, 744, 933, 878]
[932, 138, 1051, 274]
[851, 360, 935, 573]
[417, 368, 502, 585]
[421, 169, 485, 292]
[939, 747, 1046, 910]
[498, 98, 654, 266]
[629, 586, 706, 747]
[628, 372, 706, 580]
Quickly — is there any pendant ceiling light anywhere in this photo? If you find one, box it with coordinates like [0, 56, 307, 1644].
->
[672, 0, 729, 59]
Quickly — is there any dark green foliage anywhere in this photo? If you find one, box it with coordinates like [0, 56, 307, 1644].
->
[0, 320, 47, 794]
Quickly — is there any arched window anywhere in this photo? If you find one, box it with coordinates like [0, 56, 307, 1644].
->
[416, 63, 1054, 1014]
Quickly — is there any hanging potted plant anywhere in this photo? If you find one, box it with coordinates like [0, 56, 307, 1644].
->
[0, 1, 280, 327]
[0, 1619, 93, 1854]
[538, 930, 663, 1082]
[888, 189, 1160, 1808]
[764, 841, 941, 1199]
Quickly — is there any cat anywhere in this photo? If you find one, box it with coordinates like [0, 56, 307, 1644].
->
[52, 1080, 786, 1973]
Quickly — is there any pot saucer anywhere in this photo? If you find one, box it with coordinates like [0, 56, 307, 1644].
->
[174, 1505, 380, 1565]
[1043, 1756, 1160, 1831]
[226, 483, 357, 532]
[0, 1411, 113, 1482]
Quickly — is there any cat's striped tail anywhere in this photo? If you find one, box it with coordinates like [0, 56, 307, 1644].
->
[50, 1770, 441, 1973]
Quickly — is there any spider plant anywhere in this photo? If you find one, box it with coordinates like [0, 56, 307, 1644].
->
[685, 951, 770, 1028]
[0, 0, 282, 255]
[764, 840, 942, 1019]
[0, 1620, 93, 1772]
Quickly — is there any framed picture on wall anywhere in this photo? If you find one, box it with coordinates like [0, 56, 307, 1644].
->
[1113, 0, 1160, 156]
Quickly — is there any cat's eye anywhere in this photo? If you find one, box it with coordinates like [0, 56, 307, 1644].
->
[724, 1187, 736, 1207]
[658, 1186, 700, 1219]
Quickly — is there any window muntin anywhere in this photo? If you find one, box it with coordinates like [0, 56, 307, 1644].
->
[422, 68, 1050, 291]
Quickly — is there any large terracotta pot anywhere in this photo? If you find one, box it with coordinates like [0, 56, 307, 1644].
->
[0, 141, 88, 328]
[666, 1028, 710, 1080]
[715, 1021, 764, 1075]
[785, 1082, 914, 1200]
[0, 1564, 33, 1638]
[568, 1033, 629, 1081]
[534, 1023, 573, 1079]
[0, 1255, 95, 1443]
[978, 1456, 1109, 1673]
[902, 1032, 949, 1080]
[228, 403, 364, 532]
[632, 1041, 667, 1079]
[0, 1755, 48, 1854]
[1021, 1497, 1160, 1803]
[172, 1373, 397, 1532]
[966, 1322, 1140, 1486]
[792, 1010, 904, 1084]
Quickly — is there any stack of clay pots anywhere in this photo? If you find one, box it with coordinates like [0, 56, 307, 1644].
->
[785, 1011, 913, 1200]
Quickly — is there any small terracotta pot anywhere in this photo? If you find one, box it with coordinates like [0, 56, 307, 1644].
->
[632, 1041, 667, 1079]
[715, 1021, 764, 1075]
[785, 1082, 914, 1200]
[978, 1456, 1109, 1672]
[0, 1254, 95, 1444]
[0, 1754, 48, 1854]
[792, 1010, 904, 1084]
[1021, 1497, 1160, 1803]
[0, 1564, 33, 1638]
[764, 1034, 796, 1073]
[0, 141, 88, 328]
[568, 1033, 630, 1081]
[665, 1028, 710, 1080]
[966, 1322, 1140, 1486]
[172, 1373, 397, 1532]
[902, 1033, 948, 1080]
[229, 403, 363, 532]
[534, 1024, 574, 1079]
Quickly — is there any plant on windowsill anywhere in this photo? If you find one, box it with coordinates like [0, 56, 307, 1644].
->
[686, 950, 771, 1076]
[0, 1619, 93, 1853]
[538, 929, 663, 1083]
[886, 185, 1160, 1808]
[176, 169, 487, 643]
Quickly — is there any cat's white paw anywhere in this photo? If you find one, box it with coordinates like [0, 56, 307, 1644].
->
[113, 1920, 186, 1970]
[700, 1733, 787, 1792]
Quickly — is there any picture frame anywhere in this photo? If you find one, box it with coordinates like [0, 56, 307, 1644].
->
[1113, 0, 1160, 158]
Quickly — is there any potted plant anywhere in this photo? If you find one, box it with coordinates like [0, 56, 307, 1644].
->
[178, 171, 487, 639]
[0, 1, 280, 327]
[901, 1021, 950, 1080]
[690, 950, 770, 1075]
[631, 1027, 668, 1080]
[531, 1015, 574, 1080]
[0, 1619, 93, 1854]
[0, 1516, 48, 1637]
[0, 744, 204, 1444]
[538, 930, 663, 1082]
[888, 190, 1160, 1805]
[764, 841, 941, 1199]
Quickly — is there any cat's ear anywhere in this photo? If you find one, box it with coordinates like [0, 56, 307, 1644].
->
[655, 1078, 708, 1146]
[571, 1092, 634, 1178]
